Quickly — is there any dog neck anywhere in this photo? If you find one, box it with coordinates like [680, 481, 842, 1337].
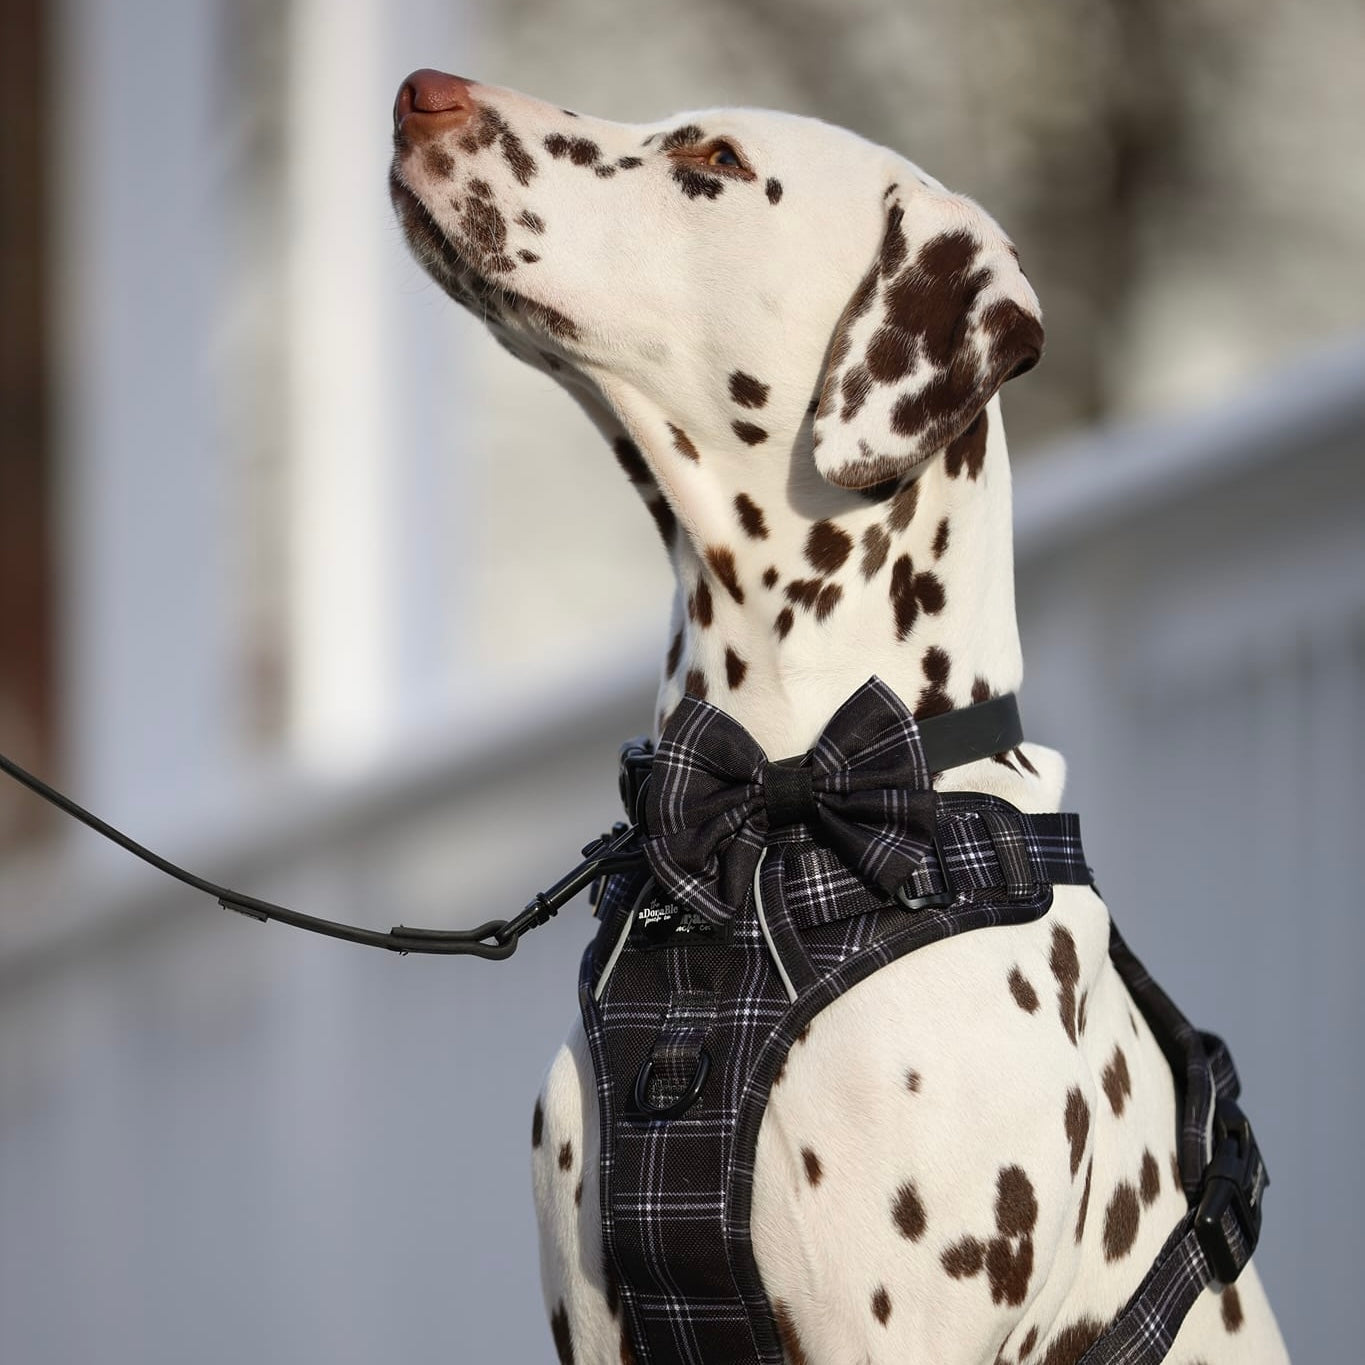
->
[595, 383, 1024, 760]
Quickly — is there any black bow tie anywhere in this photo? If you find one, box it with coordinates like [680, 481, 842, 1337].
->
[642, 677, 996, 924]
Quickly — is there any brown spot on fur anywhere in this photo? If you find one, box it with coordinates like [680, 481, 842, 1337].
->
[1015, 746, 1040, 777]
[1020, 1326, 1039, 1358]
[672, 165, 725, 199]
[815, 582, 843, 622]
[1170, 1151, 1183, 1194]
[1102, 1182, 1140, 1261]
[916, 686, 952, 720]
[1221, 1284, 1244, 1333]
[574, 1178, 583, 1208]
[1037, 1319, 1106, 1365]
[1076, 1158, 1093, 1243]
[772, 1302, 811, 1365]
[729, 371, 770, 408]
[945, 411, 989, 481]
[890, 556, 918, 639]
[689, 579, 714, 628]
[775, 607, 795, 639]
[499, 129, 537, 185]
[867, 324, 919, 383]
[617, 156, 643, 169]
[422, 145, 454, 179]
[668, 422, 700, 461]
[551, 1300, 575, 1364]
[932, 517, 951, 559]
[986, 1236, 1034, 1306]
[518, 249, 540, 263]
[517, 209, 546, 234]
[861, 525, 890, 579]
[806, 520, 853, 573]
[544, 133, 600, 166]
[889, 556, 945, 640]
[887, 480, 920, 532]
[732, 420, 768, 446]
[734, 493, 769, 538]
[1009, 966, 1040, 1014]
[942, 1236, 985, 1278]
[892, 1180, 927, 1240]
[765, 177, 783, 204]
[594, 164, 618, 179]
[684, 668, 707, 700]
[532, 1098, 544, 1148]
[972, 676, 992, 704]
[840, 363, 873, 422]
[905, 1068, 921, 1093]
[665, 630, 683, 678]
[661, 123, 705, 150]
[706, 546, 745, 604]
[1050, 924, 1081, 1045]
[558, 1140, 573, 1172]
[870, 1285, 892, 1324]
[1139, 1149, 1160, 1206]
[880, 204, 908, 275]
[1101, 1046, 1132, 1117]
[1065, 1088, 1090, 1177]
[762, 566, 779, 589]
[922, 645, 950, 686]
[801, 1147, 823, 1187]
[647, 498, 676, 548]
[785, 579, 822, 611]
[725, 647, 748, 689]
[995, 1166, 1038, 1239]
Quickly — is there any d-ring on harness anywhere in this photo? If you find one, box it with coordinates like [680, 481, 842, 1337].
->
[581, 679, 1267, 1365]
[0, 679, 1266, 1363]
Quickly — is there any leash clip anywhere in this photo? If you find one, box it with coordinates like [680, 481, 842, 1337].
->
[1194, 1096, 1267, 1284]
[507, 821, 646, 943]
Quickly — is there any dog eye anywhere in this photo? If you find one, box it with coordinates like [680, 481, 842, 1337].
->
[707, 142, 743, 168]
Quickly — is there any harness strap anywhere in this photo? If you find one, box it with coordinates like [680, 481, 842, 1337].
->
[1081, 930, 1268, 1363]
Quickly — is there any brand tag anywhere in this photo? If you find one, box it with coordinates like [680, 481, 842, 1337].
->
[631, 898, 725, 949]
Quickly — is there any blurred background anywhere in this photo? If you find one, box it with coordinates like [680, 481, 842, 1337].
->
[2, 0, 1362, 1360]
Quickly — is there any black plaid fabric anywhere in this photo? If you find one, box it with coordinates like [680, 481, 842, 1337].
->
[643, 677, 939, 925]
[580, 689, 1259, 1365]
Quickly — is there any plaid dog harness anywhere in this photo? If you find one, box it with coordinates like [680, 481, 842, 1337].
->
[579, 678, 1266, 1365]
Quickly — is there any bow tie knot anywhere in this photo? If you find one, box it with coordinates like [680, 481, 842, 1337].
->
[641, 678, 938, 925]
[761, 758, 818, 829]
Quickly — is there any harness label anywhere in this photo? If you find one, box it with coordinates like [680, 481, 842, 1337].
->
[631, 899, 726, 950]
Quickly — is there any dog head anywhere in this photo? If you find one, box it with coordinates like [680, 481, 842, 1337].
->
[390, 71, 1041, 491]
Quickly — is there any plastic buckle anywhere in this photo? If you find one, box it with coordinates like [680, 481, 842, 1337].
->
[1194, 1096, 1268, 1284]
[618, 736, 655, 825]
[896, 825, 955, 911]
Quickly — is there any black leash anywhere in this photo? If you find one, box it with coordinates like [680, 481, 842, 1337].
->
[0, 692, 1022, 959]
[0, 750, 644, 958]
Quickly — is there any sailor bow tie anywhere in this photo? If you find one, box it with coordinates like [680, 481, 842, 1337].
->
[642, 677, 938, 925]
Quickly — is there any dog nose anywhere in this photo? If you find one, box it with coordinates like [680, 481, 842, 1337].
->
[394, 69, 474, 135]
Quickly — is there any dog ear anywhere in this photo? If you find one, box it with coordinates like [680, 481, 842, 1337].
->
[811, 190, 1043, 490]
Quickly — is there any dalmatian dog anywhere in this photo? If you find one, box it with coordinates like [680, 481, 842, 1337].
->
[390, 71, 1289, 1365]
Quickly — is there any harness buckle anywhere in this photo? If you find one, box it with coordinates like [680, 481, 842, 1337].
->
[897, 824, 955, 911]
[1194, 1096, 1268, 1284]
